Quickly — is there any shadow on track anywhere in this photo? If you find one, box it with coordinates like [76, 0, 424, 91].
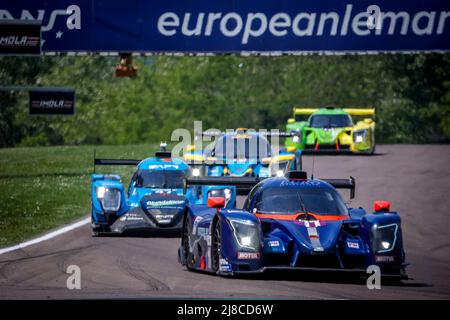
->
[227, 270, 430, 288]
[98, 229, 181, 238]
[302, 152, 386, 157]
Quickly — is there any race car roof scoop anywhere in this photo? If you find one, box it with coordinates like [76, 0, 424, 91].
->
[155, 151, 172, 158]
[285, 171, 307, 180]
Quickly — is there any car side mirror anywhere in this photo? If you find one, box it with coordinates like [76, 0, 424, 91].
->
[374, 200, 391, 212]
[208, 197, 225, 209]
[287, 118, 295, 124]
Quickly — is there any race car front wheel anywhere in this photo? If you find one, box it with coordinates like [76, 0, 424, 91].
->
[91, 220, 103, 237]
[211, 218, 222, 273]
[182, 214, 195, 270]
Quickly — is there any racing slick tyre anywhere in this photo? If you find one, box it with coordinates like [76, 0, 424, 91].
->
[362, 143, 376, 155]
[364, 132, 376, 155]
[371, 144, 376, 155]
[91, 221, 102, 237]
[91, 229, 99, 237]
[211, 217, 222, 273]
[182, 214, 195, 270]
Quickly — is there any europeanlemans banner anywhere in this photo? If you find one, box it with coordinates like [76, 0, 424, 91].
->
[1, 0, 449, 54]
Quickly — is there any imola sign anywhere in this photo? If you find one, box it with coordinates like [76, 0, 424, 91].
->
[1, 0, 449, 54]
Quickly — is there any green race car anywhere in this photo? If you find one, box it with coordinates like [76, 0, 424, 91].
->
[285, 107, 376, 154]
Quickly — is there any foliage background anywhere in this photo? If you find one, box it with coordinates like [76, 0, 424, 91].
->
[1, 54, 449, 148]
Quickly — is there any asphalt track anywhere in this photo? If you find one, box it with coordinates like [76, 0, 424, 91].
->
[0, 145, 449, 299]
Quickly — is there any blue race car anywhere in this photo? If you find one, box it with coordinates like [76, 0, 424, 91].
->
[91, 144, 237, 236]
[184, 128, 302, 180]
[178, 172, 408, 279]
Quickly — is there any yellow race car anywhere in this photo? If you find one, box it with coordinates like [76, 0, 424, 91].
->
[285, 107, 376, 154]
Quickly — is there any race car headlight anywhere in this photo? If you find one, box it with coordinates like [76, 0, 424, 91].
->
[292, 135, 300, 143]
[192, 168, 201, 177]
[353, 129, 367, 143]
[97, 187, 121, 212]
[371, 223, 398, 253]
[96, 186, 106, 199]
[229, 219, 260, 250]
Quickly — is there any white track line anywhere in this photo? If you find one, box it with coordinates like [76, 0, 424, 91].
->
[0, 217, 90, 255]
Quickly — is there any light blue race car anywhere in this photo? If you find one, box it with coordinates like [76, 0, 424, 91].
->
[91, 144, 237, 236]
[184, 128, 302, 194]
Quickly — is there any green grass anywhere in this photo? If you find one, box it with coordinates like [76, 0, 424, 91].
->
[0, 143, 159, 247]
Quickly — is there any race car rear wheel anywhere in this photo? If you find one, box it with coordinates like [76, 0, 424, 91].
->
[211, 218, 222, 273]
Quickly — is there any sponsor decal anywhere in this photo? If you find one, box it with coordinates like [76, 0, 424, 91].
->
[196, 227, 209, 236]
[375, 255, 395, 263]
[219, 258, 232, 272]
[192, 216, 203, 235]
[280, 179, 321, 187]
[237, 252, 260, 260]
[268, 240, 280, 247]
[296, 220, 322, 227]
[154, 214, 175, 224]
[120, 215, 144, 222]
[347, 241, 360, 249]
[148, 164, 179, 169]
[146, 200, 185, 207]
[152, 189, 176, 194]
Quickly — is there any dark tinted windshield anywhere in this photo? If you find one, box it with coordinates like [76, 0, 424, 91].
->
[136, 170, 186, 188]
[309, 115, 352, 128]
[212, 134, 271, 160]
[255, 187, 348, 216]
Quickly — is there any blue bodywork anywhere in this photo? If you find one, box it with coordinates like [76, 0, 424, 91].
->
[184, 130, 302, 178]
[91, 153, 237, 235]
[178, 176, 407, 278]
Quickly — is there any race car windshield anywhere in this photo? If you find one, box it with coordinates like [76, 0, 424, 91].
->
[212, 135, 271, 160]
[255, 187, 348, 216]
[136, 170, 186, 188]
[309, 115, 352, 128]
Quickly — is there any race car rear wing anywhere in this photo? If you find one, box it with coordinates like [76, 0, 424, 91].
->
[343, 108, 375, 117]
[184, 174, 356, 198]
[293, 108, 319, 115]
[293, 107, 375, 117]
[93, 157, 141, 173]
[320, 177, 356, 199]
[195, 129, 300, 138]
[184, 176, 264, 194]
